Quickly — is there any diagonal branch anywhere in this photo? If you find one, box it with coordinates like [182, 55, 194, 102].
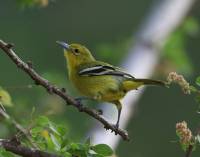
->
[0, 138, 59, 157]
[0, 39, 129, 141]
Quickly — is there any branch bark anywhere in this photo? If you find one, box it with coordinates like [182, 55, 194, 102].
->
[0, 139, 59, 157]
[0, 39, 129, 141]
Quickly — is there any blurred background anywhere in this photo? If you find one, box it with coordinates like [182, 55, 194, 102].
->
[0, 0, 200, 156]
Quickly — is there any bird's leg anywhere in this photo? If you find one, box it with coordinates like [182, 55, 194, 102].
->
[116, 107, 122, 129]
[105, 101, 122, 133]
[114, 101, 122, 129]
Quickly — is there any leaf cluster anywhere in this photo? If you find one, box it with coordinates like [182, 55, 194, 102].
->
[0, 116, 114, 157]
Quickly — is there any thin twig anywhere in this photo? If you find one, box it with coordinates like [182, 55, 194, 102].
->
[185, 144, 193, 157]
[185, 125, 200, 157]
[0, 105, 38, 149]
[0, 39, 129, 141]
[0, 138, 59, 157]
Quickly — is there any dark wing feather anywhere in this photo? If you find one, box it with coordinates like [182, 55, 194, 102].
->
[78, 64, 135, 79]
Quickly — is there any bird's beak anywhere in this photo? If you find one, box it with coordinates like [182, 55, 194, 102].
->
[56, 41, 70, 50]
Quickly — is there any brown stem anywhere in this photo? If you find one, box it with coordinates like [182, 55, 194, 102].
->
[0, 139, 59, 157]
[0, 39, 129, 141]
[185, 145, 193, 157]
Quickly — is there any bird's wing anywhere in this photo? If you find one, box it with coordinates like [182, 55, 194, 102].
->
[78, 62, 135, 79]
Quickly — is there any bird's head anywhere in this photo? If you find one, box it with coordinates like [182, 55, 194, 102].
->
[57, 41, 95, 67]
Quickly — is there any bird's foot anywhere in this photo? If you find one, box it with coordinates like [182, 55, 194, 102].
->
[104, 125, 109, 130]
[75, 97, 103, 115]
[111, 123, 119, 135]
[75, 97, 83, 105]
[97, 109, 103, 115]
[104, 123, 119, 135]
[114, 123, 119, 129]
[74, 97, 85, 112]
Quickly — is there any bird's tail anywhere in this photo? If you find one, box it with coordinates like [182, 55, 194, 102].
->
[134, 78, 166, 86]
[122, 78, 166, 92]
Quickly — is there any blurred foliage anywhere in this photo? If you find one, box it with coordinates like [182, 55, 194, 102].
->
[17, 0, 51, 8]
[0, 116, 113, 157]
[196, 76, 200, 87]
[95, 39, 131, 66]
[189, 75, 200, 105]
[195, 76, 200, 106]
[0, 87, 13, 107]
[161, 17, 199, 76]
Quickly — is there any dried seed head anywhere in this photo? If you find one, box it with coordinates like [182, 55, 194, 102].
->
[167, 72, 191, 94]
[176, 121, 193, 145]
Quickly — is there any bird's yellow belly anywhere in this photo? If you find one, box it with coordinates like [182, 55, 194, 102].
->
[71, 75, 125, 102]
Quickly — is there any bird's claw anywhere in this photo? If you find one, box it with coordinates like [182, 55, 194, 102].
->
[104, 125, 109, 130]
[115, 123, 119, 129]
[112, 123, 119, 135]
[104, 123, 119, 135]
[75, 97, 89, 104]
[97, 109, 103, 115]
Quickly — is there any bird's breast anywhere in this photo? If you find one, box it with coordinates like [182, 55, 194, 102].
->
[70, 73, 125, 102]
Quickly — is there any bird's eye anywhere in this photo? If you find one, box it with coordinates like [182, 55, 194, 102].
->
[74, 48, 80, 55]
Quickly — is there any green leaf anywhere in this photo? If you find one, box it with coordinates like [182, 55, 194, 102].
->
[189, 86, 198, 93]
[50, 133, 61, 150]
[36, 116, 49, 126]
[57, 125, 68, 136]
[31, 126, 43, 137]
[67, 143, 88, 157]
[63, 152, 72, 157]
[61, 138, 70, 149]
[70, 143, 80, 150]
[90, 154, 104, 157]
[196, 135, 200, 144]
[49, 122, 60, 136]
[92, 144, 113, 156]
[196, 76, 200, 87]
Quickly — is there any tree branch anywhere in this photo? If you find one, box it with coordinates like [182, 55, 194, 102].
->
[0, 138, 59, 157]
[0, 39, 129, 141]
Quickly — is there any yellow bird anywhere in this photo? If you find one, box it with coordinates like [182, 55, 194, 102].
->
[57, 41, 165, 128]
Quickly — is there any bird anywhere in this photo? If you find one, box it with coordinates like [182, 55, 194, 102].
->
[57, 41, 166, 128]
